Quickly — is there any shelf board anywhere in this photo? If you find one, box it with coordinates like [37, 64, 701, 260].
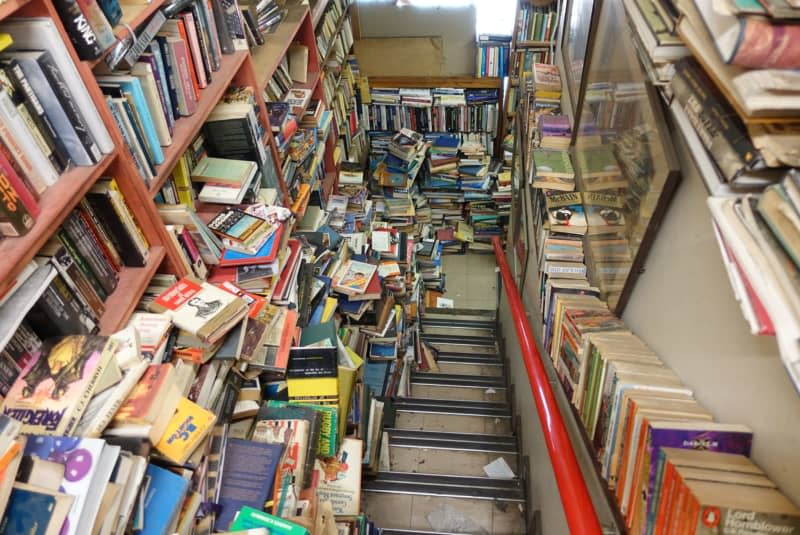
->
[0, 0, 31, 21]
[0, 149, 118, 296]
[89, 0, 165, 68]
[99, 244, 166, 333]
[369, 76, 503, 89]
[148, 49, 249, 195]
[251, 2, 309, 91]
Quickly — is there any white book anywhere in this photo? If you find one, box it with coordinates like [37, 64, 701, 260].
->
[0, 18, 113, 155]
[131, 62, 172, 146]
[0, 89, 59, 188]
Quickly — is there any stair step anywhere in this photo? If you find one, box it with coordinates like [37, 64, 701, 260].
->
[411, 372, 506, 389]
[362, 471, 525, 502]
[435, 352, 503, 364]
[435, 361, 504, 377]
[420, 326, 496, 338]
[386, 428, 517, 453]
[421, 317, 496, 330]
[421, 308, 496, 321]
[377, 530, 463, 535]
[393, 397, 511, 418]
[421, 334, 496, 347]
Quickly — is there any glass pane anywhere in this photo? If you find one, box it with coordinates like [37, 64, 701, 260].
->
[573, 0, 678, 311]
[563, 0, 596, 110]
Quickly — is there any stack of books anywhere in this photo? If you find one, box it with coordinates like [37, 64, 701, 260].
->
[475, 34, 511, 78]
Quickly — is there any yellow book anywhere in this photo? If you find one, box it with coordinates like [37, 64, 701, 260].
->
[155, 397, 217, 464]
[321, 297, 338, 323]
[0, 34, 12, 53]
[287, 376, 338, 404]
[337, 365, 358, 439]
[172, 154, 196, 209]
[455, 222, 474, 242]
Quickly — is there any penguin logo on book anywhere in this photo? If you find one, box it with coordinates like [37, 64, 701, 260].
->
[187, 297, 222, 319]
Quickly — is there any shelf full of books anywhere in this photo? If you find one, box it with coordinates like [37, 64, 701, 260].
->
[619, 0, 800, 399]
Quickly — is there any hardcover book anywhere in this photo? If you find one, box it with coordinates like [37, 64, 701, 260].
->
[331, 260, 378, 296]
[2, 336, 117, 435]
[228, 506, 309, 534]
[138, 463, 189, 535]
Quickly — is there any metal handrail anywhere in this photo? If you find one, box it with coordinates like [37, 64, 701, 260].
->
[492, 236, 603, 534]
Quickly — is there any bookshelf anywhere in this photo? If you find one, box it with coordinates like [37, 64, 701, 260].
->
[88, 1, 164, 68]
[148, 50, 250, 195]
[251, 3, 309, 89]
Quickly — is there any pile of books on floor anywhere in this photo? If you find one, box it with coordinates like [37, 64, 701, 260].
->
[544, 288, 800, 533]
[0, 169, 449, 533]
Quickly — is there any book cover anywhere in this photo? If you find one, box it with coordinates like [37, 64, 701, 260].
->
[2, 336, 116, 435]
[228, 506, 309, 534]
[138, 463, 189, 535]
[545, 191, 587, 234]
[314, 438, 362, 517]
[149, 276, 248, 343]
[259, 400, 321, 488]
[22, 436, 113, 535]
[216, 438, 284, 531]
[283, 88, 312, 115]
[155, 397, 216, 464]
[191, 156, 257, 185]
[332, 260, 378, 296]
[251, 418, 309, 516]
[113, 363, 175, 425]
[1, 482, 73, 535]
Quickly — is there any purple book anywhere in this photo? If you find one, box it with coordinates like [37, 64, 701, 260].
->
[640, 423, 753, 532]
[539, 115, 572, 134]
[137, 53, 174, 134]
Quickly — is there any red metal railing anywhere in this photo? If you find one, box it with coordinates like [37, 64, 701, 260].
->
[492, 236, 603, 534]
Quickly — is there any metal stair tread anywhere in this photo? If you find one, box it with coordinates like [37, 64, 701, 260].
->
[377, 530, 464, 535]
[393, 397, 512, 417]
[421, 334, 497, 346]
[411, 372, 506, 388]
[386, 427, 518, 453]
[363, 471, 525, 502]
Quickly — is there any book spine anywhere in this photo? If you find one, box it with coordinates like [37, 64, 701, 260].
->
[74, 0, 116, 49]
[45, 251, 99, 320]
[2, 61, 71, 171]
[178, 226, 207, 277]
[90, 189, 146, 267]
[140, 54, 174, 134]
[27, 274, 98, 339]
[149, 44, 177, 128]
[50, 245, 106, 317]
[0, 89, 58, 190]
[107, 180, 151, 257]
[118, 98, 157, 176]
[0, 169, 34, 237]
[189, 2, 215, 79]
[209, 0, 235, 55]
[63, 211, 119, 296]
[180, 12, 210, 88]
[65, 339, 114, 434]
[56, 228, 109, 300]
[174, 19, 202, 100]
[105, 97, 152, 186]
[50, 0, 104, 60]
[199, 0, 223, 69]
[77, 199, 124, 271]
[96, 0, 122, 25]
[85, 359, 149, 437]
[170, 38, 198, 116]
[0, 148, 39, 218]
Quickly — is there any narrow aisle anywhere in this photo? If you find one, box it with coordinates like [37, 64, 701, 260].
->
[361, 253, 527, 535]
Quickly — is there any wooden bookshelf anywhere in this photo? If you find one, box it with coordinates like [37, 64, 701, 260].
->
[517, 40, 554, 47]
[369, 76, 503, 89]
[89, 0, 166, 68]
[98, 244, 165, 333]
[0, 0, 31, 21]
[148, 49, 250, 195]
[0, 150, 118, 297]
[319, 3, 351, 66]
[311, 0, 330, 27]
[251, 2, 309, 91]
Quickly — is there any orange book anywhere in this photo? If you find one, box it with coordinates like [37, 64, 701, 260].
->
[174, 18, 201, 102]
[654, 461, 677, 535]
[668, 476, 690, 535]
[113, 364, 176, 424]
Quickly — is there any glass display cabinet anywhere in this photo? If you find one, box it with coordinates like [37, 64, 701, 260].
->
[570, 0, 680, 312]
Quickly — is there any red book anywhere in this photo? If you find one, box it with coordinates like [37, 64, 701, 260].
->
[178, 12, 208, 89]
[348, 270, 382, 302]
[174, 18, 202, 100]
[271, 239, 302, 299]
[168, 37, 199, 115]
[0, 147, 39, 217]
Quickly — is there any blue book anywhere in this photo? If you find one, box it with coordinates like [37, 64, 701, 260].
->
[136, 464, 189, 535]
[219, 224, 283, 266]
[363, 359, 390, 397]
[1, 486, 59, 535]
[96, 75, 165, 165]
[216, 439, 284, 531]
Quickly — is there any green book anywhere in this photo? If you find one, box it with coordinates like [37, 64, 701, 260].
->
[290, 401, 339, 456]
[191, 156, 257, 185]
[229, 506, 309, 535]
[533, 149, 574, 178]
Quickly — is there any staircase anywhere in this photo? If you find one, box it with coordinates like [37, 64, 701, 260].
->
[362, 308, 528, 535]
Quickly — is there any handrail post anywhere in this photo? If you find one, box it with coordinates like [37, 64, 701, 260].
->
[492, 236, 603, 535]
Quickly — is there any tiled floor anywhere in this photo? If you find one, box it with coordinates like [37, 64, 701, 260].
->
[442, 252, 498, 310]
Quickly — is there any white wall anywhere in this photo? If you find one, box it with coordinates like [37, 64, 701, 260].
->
[354, 0, 477, 75]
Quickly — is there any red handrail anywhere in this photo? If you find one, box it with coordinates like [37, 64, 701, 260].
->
[492, 236, 603, 534]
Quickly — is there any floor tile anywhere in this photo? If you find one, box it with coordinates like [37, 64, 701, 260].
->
[410, 496, 493, 534]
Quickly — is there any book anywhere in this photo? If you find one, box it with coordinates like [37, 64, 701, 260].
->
[208, 208, 277, 255]
[257, 400, 321, 489]
[331, 260, 378, 296]
[314, 438, 362, 517]
[191, 156, 258, 185]
[138, 463, 189, 535]
[288, 43, 308, 83]
[2, 482, 74, 535]
[284, 88, 312, 115]
[149, 276, 249, 344]
[155, 397, 216, 464]
[2, 336, 117, 435]
[251, 418, 309, 516]
[228, 506, 309, 534]
[545, 191, 587, 235]
[215, 438, 284, 531]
